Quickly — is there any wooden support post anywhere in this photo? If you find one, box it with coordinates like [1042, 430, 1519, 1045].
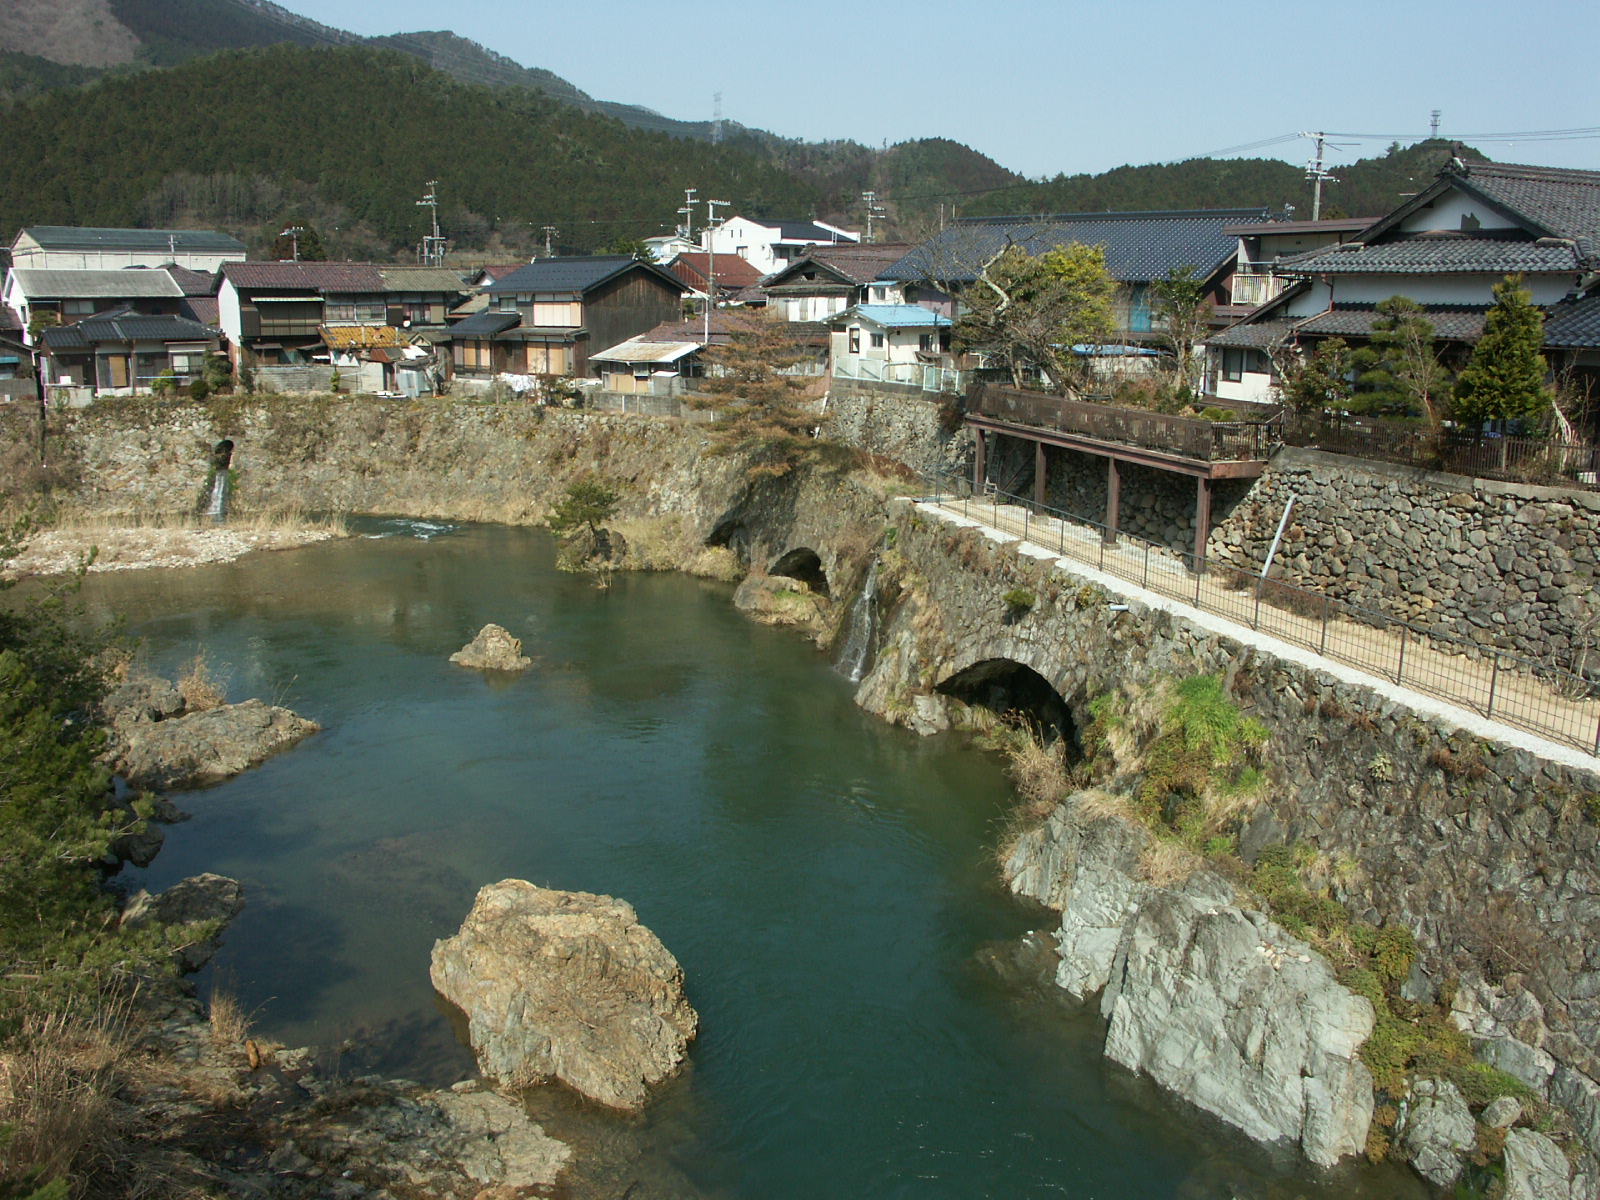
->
[1195, 475, 1213, 568]
[1105, 456, 1120, 544]
[973, 429, 986, 495]
[1034, 440, 1046, 511]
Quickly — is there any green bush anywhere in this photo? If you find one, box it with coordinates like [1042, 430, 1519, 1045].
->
[1002, 588, 1036, 612]
[186, 377, 210, 401]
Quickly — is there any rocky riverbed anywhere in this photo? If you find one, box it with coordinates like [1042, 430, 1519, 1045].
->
[2, 524, 340, 580]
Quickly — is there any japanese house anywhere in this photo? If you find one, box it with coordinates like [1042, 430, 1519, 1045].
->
[9, 226, 247, 272]
[37, 307, 219, 396]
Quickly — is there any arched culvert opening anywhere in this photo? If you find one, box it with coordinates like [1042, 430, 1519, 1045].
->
[212, 439, 234, 470]
[937, 658, 1075, 745]
[770, 547, 829, 596]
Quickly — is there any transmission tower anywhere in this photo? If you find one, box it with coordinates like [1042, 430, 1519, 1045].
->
[542, 226, 559, 257]
[712, 92, 723, 145]
[1430, 109, 1442, 138]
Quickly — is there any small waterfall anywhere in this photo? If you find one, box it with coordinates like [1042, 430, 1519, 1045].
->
[834, 559, 880, 684]
[205, 470, 229, 521]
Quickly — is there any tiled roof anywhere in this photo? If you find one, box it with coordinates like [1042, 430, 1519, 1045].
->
[763, 243, 916, 288]
[163, 265, 219, 296]
[1296, 304, 1491, 342]
[41, 311, 217, 349]
[19, 226, 245, 254]
[9, 269, 184, 299]
[639, 315, 832, 346]
[884, 209, 1268, 284]
[1207, 317, 1300, 349]
[1452, 161, 1600, 244]
[473, 263, 525, 282]
[222, 262, 386, 291]
[1544, 291, 1600, 348]
[376, 266, 469, 293]
[1278, 236, 1583, 275]
[829, 304, 950, 328]
[179, 296, 219, 326]
[447, 310, 522, 337]
[669, 253, 766, 290]
[486, 255, 683, 295]
[0, 307, 22, 332]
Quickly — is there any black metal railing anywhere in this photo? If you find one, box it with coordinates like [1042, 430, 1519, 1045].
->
[917, 467, 1600, 757]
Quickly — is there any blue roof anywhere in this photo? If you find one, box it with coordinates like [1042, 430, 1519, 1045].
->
[836, 304, 950, 328]
[883, 208, 1269, 285]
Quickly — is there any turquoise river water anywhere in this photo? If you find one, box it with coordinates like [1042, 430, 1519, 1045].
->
[85, 520, 1425, 1200]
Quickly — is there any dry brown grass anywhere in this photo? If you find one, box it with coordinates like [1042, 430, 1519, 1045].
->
[1074, 789, 1138, 824]
[0, 1000, 128, 1190]
[41, 506, 347, 537]
[176, 650, 229, 714]
[993, 726, 1072, 866]
[206, 990, 251, 1048]
[1140, 840, 1204, 888]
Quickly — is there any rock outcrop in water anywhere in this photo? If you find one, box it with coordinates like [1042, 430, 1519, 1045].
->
[430, 880, 697, 1110]
[120, 872, 245, 970]
[449, 624, 532, 671]
[105, 678, 319, 791]
[1005, 792, 1375, 1167]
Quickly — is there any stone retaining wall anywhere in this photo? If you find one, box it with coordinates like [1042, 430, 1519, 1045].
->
[825, 378, 970, 474]
[1210, 448, 1600, 663]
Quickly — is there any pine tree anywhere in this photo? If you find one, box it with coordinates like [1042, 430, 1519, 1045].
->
[1351, 296, 1448, 423]
[1453, 274, 1551, 428]
[697, 313, 819, 480]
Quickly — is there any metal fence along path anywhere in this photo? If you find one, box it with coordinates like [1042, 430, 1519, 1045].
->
[919, 473, 1600, 759]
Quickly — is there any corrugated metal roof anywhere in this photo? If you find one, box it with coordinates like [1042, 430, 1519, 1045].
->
[885, 209, 1269, 285]
[829, 304, 950, 328]
[1278, 237, 1581, 275]
[590, 339, 700, 365]
[19, 226, 246, 253]
[9, 269, 184, 299]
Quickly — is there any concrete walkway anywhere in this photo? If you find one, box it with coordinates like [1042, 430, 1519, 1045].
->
[918, 496, 1600, 773]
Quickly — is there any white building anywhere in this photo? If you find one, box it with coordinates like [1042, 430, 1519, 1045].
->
[700, 217, 859, 277]
[3, 269, 186, 346]
[9, 227, 247, 273]
[1207, 158, 1600, 406]
[826, 304, 951, 380]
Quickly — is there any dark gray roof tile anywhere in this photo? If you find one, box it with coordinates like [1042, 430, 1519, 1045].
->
[885, 209, 1267, 284]
[1279, 236, 1580, 275]
[1544, 291, 1600, 348]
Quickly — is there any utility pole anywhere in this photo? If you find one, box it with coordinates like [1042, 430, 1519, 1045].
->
[415, 181, 446, 266]
[678, 187, 698, 242]
[1430, 109, 1442, 139]
[1300, 132, 1334, 221]
[861, 190, 886, 243]
[541, 226, 558, 257]
[280, 225, 305, 262]
[704, 198, 729, 344]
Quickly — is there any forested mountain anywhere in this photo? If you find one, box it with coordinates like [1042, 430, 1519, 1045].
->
[0, 45, 819, 259]
[965, 140, 1491, 221]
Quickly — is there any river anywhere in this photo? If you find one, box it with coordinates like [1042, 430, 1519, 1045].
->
[87, 519, 1423, 1200]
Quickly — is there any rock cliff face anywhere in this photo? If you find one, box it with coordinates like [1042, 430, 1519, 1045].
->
[1005, 794, 1375, 1167]
[430, 880, 698, 1111]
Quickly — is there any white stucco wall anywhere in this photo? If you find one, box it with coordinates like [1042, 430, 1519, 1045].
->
[1397, 188, 1519, 234]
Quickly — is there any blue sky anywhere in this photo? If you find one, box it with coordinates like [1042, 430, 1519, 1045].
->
[289, 0, 1600, 178]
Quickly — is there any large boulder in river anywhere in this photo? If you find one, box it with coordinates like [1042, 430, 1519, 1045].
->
[430, 880, 697, 1110]
[121, 872, 245, 971]
[112, 699, 319, 791]
[450, 624, 532, 672]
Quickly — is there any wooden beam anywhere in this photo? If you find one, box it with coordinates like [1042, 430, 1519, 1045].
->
[972, 428, 986, 495]
[1105, 457, 1120, 544]
[1195, 476, 1213, 567]
[963, 414, 1269, 480]
[1034, 440, 1047, 511]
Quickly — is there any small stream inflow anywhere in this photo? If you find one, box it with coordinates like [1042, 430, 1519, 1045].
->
[87, 520, 1423, 1200]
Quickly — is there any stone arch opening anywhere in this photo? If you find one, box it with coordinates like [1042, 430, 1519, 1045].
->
[937, 658, 1075, 744]
[769, 547, 829, 597]
[212, 439, 235, 471]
